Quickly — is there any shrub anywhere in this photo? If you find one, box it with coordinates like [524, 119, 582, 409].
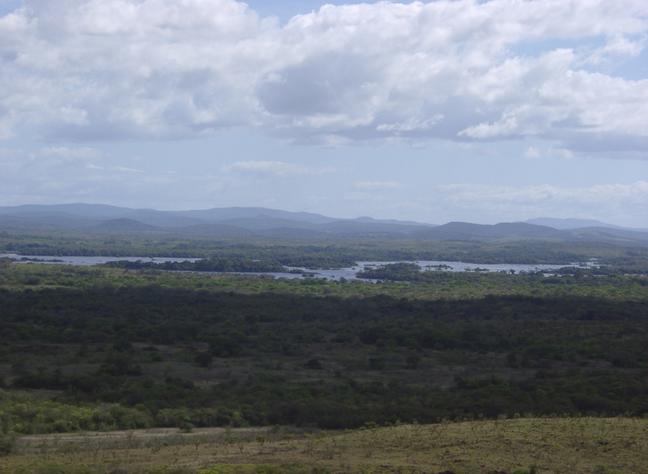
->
[305, 358, 323, 370]
[0, 433, 15, 456]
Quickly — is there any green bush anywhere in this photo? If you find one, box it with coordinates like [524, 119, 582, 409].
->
[0, 433, 15, 456]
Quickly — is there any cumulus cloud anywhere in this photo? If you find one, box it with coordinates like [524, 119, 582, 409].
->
[587, 35, 647, 65]
[0, 0, 648, 156]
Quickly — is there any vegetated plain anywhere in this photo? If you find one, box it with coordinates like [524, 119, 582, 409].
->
[1, 226, 648, 473]
[3, 418, 648, 473]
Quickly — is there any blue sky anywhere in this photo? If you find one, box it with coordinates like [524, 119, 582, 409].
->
[1, 0, 648, 225]
[245, 0, 381, 21]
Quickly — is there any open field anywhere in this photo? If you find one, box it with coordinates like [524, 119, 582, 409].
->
[2, 418, 648, 473]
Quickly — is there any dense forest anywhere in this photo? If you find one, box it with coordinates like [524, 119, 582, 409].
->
[1, 263, 647, 435]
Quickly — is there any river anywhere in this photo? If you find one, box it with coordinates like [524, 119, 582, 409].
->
[1, 253, 595, 281]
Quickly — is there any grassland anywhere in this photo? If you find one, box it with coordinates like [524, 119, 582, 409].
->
[2, 418, 647, 473]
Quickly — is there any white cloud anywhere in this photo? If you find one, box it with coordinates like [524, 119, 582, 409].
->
[523, 146, 574, 160]
[35, 146, 103, 161]
[524, 146, 541, 159]
[0, 0, 647, 155]
[227, 160, 331, 176]
[587, 35, 647, 65]
[354, 181, 401, 190]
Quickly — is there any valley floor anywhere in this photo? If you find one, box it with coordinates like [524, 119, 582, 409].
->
[2, 417, 648, 474]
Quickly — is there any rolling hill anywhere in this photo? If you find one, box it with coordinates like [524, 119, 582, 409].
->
[1, 203, 648, 245]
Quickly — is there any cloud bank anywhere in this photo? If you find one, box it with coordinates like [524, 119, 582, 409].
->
[1, 0, 647, 157]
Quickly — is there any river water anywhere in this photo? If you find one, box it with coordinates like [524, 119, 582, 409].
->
[1, 253, 594, 281]
[0, 254, 201, 265]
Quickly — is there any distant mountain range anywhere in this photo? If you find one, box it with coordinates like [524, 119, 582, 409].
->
[0, 203, 432, 238]
[524, 217, 635, 231]
[1, 203, 647, 245]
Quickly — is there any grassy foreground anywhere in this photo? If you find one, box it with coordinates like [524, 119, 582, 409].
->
[2, 418, 648, 473]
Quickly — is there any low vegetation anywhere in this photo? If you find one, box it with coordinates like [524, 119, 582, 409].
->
[1, 264, 647, 435]
[2, 418, 647, 473]
[2, 262, 648, 301]
[4, 231, 648, 268]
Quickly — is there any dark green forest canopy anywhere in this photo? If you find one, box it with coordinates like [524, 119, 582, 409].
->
[1, 265, 648, 433]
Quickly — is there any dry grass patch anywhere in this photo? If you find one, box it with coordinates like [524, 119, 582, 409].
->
[1, 418, 648, 473]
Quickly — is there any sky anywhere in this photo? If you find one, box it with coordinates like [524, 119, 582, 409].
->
[1, 1, 648, 226]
